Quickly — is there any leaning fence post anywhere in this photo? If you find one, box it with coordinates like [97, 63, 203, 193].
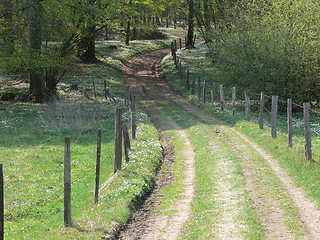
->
[259, 92, 265, 129]
[94, 129, 102, 204]
[220, 85, 224, 111]
[64, 137, 72, 227]
[114, 109, 123, 173]
[245, 91, 250, 121]
[232, 87, 236, 115]
[0, 164, 3, 240]
[287, 99, 293, 148]
[271, 96, 278, 139]
[304, 102, 312, 161]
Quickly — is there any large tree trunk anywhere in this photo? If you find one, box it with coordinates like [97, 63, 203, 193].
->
[29, 0, 44, 103]
[186, 0, 195, 48]
[125, 21, 131, 45]
[77, 26, 97, 63]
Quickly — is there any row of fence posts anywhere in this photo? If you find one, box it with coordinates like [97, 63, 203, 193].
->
[0, 98, 138, 237]
[170, 49, 314, 161]
[63, 98, 137, 227]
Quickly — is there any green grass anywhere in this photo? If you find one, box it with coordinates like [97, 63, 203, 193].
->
[162, 41, 320, 234]
[0, 39, 169, 239]
[139, 88, 265, 238]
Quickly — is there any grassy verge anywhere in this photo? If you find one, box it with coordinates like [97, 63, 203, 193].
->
[162, 42, 320, 214]
[0, 39, 169, 239]
[180, 123, 265, 239]
[141, 91, 265, 238]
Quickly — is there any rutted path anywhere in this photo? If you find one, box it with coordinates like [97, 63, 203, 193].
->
[119, 48, 196, 239]
[119, 48, 320, 239]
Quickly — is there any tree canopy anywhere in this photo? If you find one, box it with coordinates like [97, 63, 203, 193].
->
[2, 0, 320, 104]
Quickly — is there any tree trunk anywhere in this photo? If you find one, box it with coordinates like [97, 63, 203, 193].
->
[29, 0, 44, 103]
[204, 0, 210, 41]
[45, 67, 58, 100]
[77, 26, 97, 63]
[125, 21, 131, 45]
[186, 0, 195, 48]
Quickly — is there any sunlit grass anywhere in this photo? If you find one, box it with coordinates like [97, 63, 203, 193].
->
[162, 41, 320, 229]
[0, 38, 169, 239]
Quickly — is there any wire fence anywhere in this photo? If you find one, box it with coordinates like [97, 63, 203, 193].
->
[170, 41, 320, 161]
[0, 97, 139, 239]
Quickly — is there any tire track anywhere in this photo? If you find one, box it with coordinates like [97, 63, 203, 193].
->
[121, 48, 320, 239]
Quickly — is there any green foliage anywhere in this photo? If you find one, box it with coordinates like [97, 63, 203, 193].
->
[208, 0, 320, 103]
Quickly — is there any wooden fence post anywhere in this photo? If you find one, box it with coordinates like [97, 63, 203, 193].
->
[245, 91, 250, 121]
[104, 80, 116, 103]
[271, 96, 278, 139]
[287, 99, 293, 148]
[202, 80, 206, 103]
[114, 109, 122, 173]
[64, 137, 72, 227]
[94, 129, 102, 204]
[131, 97, 137, 139]
[210, 88, 214, 106]
[304, 102, 312, 161]
[171, 41, 174, 56]
[232, 87, 236, 115]
[259, 92, 265, 129]
[179, 38, 182, 49]
[0, 164, 3, 240]
[123, 124, 131, 163]
[220, 85, 224, 111]
[186, 70, 190, 90]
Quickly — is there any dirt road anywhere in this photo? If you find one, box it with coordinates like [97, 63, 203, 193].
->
[118, 48, 320, 239]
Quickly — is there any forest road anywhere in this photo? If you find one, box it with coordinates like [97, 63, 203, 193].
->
[118, 47, 320, 240]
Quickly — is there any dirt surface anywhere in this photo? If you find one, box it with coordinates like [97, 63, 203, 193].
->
[119, 45, 320, 239]
[119, 48, 196, 239]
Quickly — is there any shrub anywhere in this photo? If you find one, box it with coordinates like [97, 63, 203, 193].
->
[208, 0, 320, 104]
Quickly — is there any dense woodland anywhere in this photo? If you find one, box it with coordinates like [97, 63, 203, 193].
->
[1, 0, 320, 104]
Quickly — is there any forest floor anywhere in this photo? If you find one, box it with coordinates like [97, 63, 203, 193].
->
[117, 43, 320, 239]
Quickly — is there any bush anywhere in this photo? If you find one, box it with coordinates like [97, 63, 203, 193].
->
[208, 0, 320, 104]
[131, 27, 167, 40]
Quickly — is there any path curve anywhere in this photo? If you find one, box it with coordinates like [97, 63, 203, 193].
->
[119, 47, 320, 239]
[119, 48, 196, 239]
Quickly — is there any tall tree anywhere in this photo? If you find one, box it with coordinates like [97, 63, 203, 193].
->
[29, 0, 44, 103]
[186, 0, 195, 48]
